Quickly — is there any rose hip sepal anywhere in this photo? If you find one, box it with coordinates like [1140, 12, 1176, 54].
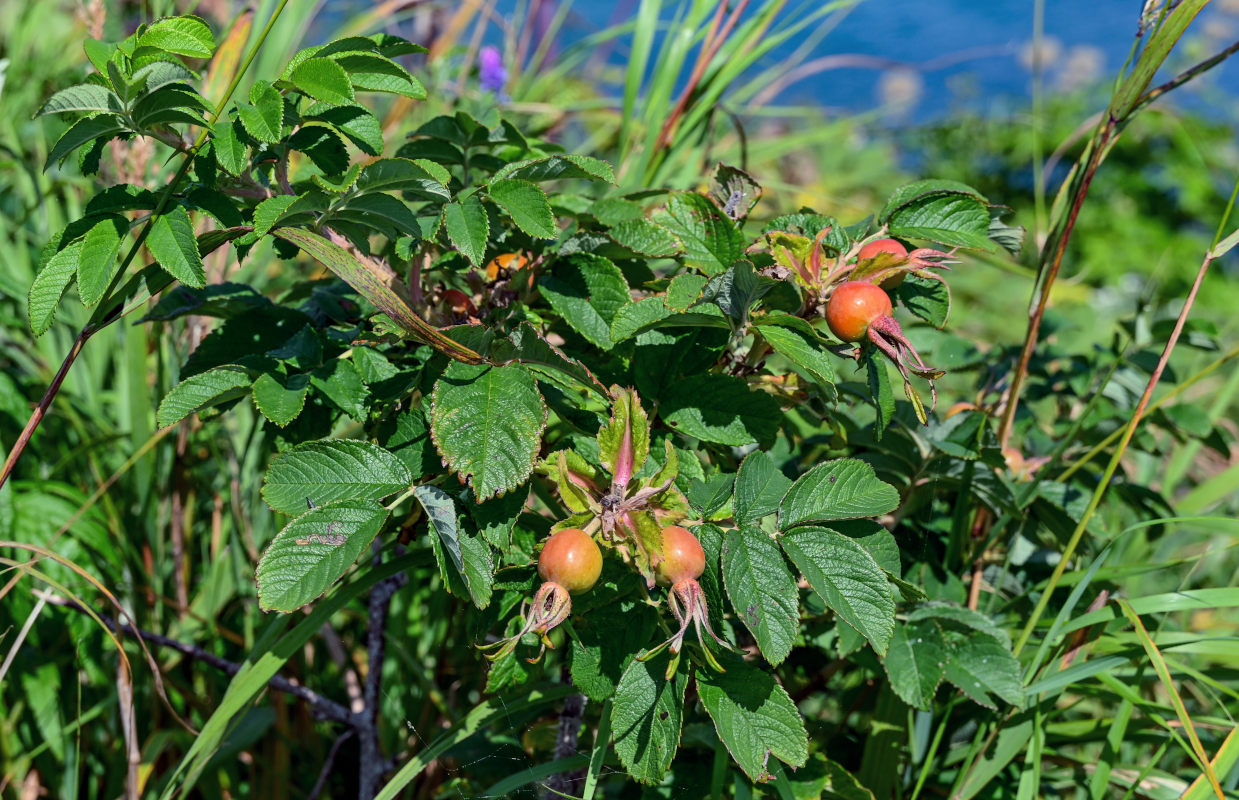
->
[637, 526, 738, 678]
[537, 388, 692, 588]
[478, 528, 601, 663]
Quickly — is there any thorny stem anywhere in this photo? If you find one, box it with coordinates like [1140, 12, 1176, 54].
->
[996, 122, 1111, 448]
[0, 330, 88, 489]
[544, 691, 588, 799]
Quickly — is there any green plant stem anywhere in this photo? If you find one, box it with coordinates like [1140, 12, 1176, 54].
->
[1013, 243, 1219, 656]
[910, 700, 955, 800]
[580, 697, 612, 800]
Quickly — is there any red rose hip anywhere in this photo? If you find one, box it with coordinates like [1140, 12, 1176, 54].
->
[826, 281, 893, 342]
[655, 525, 705, 586]
[538, 528, 602, 594]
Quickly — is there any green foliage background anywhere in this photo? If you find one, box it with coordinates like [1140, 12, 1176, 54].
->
[0, 1, 1237, 799]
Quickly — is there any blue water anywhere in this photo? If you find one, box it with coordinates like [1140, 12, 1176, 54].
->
[547, 0, 1239, 118]
[319, 0, 1238, 118]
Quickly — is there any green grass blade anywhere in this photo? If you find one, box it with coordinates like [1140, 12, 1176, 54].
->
[375, 683, 576, 800]
[158, 550, 429, 800]
[581, 697, 612, 800]
[1117, 598, 1224, 800]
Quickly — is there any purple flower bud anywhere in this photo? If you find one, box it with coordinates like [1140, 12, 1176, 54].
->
[479, 46, 507, 93]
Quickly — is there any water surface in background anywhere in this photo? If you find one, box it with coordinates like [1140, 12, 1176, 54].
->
[540, 0, 1239, 118]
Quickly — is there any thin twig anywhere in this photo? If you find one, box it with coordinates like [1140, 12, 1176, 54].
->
[997, 34, 1239, 447]
[44, 592, 354, 725]
[307, 729, 357, 800]
[997, 123, 1112, 448]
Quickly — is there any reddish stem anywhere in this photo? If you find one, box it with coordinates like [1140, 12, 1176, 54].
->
[0, 330, 91, 490]
[653, 0, 752, 152]
[997, 124, 1112, 446]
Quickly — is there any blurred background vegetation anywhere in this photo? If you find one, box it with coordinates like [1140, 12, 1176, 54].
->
[1, 0, 1236, 797]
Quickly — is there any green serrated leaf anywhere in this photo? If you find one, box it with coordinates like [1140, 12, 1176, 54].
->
[609, 298, 672, 343]
[660, 374, 781, 447]
[755, 315, 837, 394]
[329, 193, 420, 239]
[252, 195, 299, 237]
[539, 254, 631, 351]
[430, 362, 547, 499]
[261, 439, 411, 515]
[697, 658, 808, 781]
[492, 154, 614, 183]
[156, 364, 252, 427]
[442, 197, 489, 268]
[138, 15, 215, 58]
[212, 117, 248, 175]
[722, 527, 799, 666]
[470, 488, 528, 550]
[287, 125, 349, 175]
[36, 84, 123, 116]
[665, 273, 707, 311]
[864, 348, 895, 439]
[250, 372, 310, 426]
[290, 57, 355, 105]
[881, 180, 995, 251]
[944, 631, 1024, 709]
[131, 59, 198, 93]
[611, 650, 687, 784]
[46, 116, 127, 171]
[256, 500, 389, 611]
[895, 274, 951, 329]
[310, 357, 369, 420]
[700, 261, 775, 328]
[881, 621, 947, 710]
[307, 103, 384, 155]
[570, 597, 659, 701]
[487, 179, 558, 239]
[907, 604, 1011, 647]
[733, 450, 792, 526]
[330, 51, 425, 98]
[75, 215, 126, 307]
[147, 206, 206, 287]
[28, 240, 83, 336]
[777, 459, 900, 531]
[687, 474, 734, 518]
[608, 218, 682, 257]
[415, 485, 492, 608]
[779, 526, 895, 655]
[653, 192, 744, 275]
[237, 80, 284, 143]
[355, 158, 449, 198]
